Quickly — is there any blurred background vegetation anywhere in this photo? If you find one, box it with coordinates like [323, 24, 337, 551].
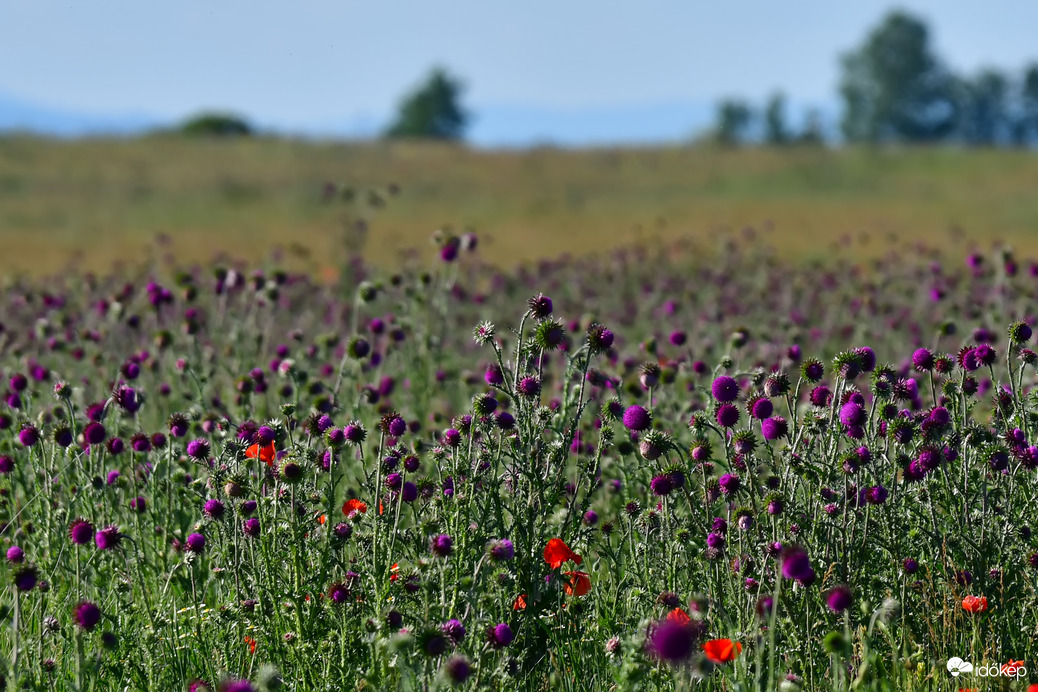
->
[2, 9, 1038, 277]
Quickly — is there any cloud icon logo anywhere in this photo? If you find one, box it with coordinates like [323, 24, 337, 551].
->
[947, 657, 973, 676]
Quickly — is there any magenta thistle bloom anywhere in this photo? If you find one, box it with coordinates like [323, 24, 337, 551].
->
[911, 348, 935, 372]
[715, 403, 739, 428]
[441, 619, 466, 644]
[6, 545, 24, 563]
[186, 533, 206, 553]
[95, 525, 122, 551]
[74, 601, 102, 630]
[488, 539, 515, 561]
[0, 455, 13, 475]
[780, 546, 813, 581]
[431, 534, 453, 557]
[186, 439, 211, 460]
[646, 620, 698, 662]
[761, 416, 788, 441]
[718, 473, 741, 495]
[750, 397, 773, 420]
[527, 294, 553, 319]
[839, 401, 867, 427]
[69, 518, 94, 545]
[487, 622, 514, 648]
[711, 375, 739, 402]
[204, 499, 226, 520]
[622, 405, 651, 431]
[442, 428, 462, 447]
[13, 565, 38, 591]
[825, 585, 853, 612]
[517, 377, 541, 398]
[242, 518, 260, 538]
[18, 424, 39, 447]
[444, 656, 471, 684]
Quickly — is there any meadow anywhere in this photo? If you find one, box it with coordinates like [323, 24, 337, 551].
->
[3, 140, 1038, 690]
[3, 137, 1038, 275]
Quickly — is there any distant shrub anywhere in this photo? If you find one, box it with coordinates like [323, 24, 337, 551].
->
[179, 112, 253, 137]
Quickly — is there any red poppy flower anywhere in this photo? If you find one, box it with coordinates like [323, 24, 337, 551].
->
[962, 595, 988, 613]
[1001, 660, 1025, 676]
[389, 563, 400, 582]
[666, 607, 691, 625]
[513, 594, 528, 611]
[342, 499, 368, 516]
[246, 442, 276, 466]
[317, 514, 327, 525]
[563, 571, 591, 596]
[1028, 684, 1038, 692]
[244, 636, 257, 654]
[543, 538, 582, 569]
[702, 638, 742, 664]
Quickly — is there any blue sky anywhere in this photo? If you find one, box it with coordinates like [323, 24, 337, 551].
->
[2, 1, 1036, 145]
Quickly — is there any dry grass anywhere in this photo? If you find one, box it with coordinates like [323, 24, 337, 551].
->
[2, 135, 1038, 277]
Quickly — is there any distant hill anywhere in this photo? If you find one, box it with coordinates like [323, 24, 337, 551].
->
[0, 92, 161, 137]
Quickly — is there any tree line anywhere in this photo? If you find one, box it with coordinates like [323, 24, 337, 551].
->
[715, 11, 1038, 147]
[175, 9, 1038, 147]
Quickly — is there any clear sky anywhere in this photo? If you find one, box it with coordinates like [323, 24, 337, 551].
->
[2, 1, 1036, 140]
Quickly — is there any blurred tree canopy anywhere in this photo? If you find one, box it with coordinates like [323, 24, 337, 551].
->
[179, 112, 253, 137]
[385, 68, 468, 140]
[839, 11, 958, 143]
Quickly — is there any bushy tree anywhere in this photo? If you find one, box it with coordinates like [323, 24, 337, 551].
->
[385, 68, 468, 141]
[839, 11, 958, 143]
[712, 99, 754, 146]
[179, 112, 253, 137]
[763, 92, 790, 145]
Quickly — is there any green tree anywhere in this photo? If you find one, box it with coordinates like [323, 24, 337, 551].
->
[1018, 63, 1038, 145]
[763, 92, 790, 145]
[179, 111, 253, 137]
[712, 99, 754, 146]
[385, 68, 468, 140]
[957, 68, 1011, 146]
[839, 10, 958, 143]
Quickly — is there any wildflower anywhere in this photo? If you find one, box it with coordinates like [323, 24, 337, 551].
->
[781, 546, 813, 582]
[186, 438, 211, 461]
[441, 619, 466, 644]
[245, 442, 276, 465]
[962, 595, 988, 613]
[186, 533, 206, 554]
[342, 498, 368, 517]
[622, 405, 651, 431]
[488, 539, 515, 561]
[95, 525, 122, 551]
[242, 518, 260, 538]
[74, 601, 102, 630]
[69, 519, 94, 545]
[204, 499, 225, 520]
[431, 534, 453, 557]
[487, 623, 514, 648]
[646, 620, 698, 662]
[13, 564, 38, 591]
[18, 424, 39, 447]
[527, 294, 553, 319]
[825, 585, 852, 612]
[563, 571, 591, 596]
[444, 656, 471, 684]
[715, 403, 739, 428]
[544, 538, 582, 569]
[6, 545, 24, 563]
[702, 638, 742, 663]
[711, 376, 739, 402]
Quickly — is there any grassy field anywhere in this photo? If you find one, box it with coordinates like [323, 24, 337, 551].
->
[2, 135, 1038, 276]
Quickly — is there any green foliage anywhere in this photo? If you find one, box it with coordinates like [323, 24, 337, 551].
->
[763, 92, 790, 146]
[179, 111, 254, 138]
[839, 10, 958, 143]
[384, 67, 468, 141]
[712, 98, 754, 146]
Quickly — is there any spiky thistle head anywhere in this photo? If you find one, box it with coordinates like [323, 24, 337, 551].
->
[472, 321, 496, 346]
[534, 319, 566, 351]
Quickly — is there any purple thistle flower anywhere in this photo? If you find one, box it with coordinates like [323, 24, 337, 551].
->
[74, 601, 102, 630]
[13, 565, 38, 591]
[825, 584, 853, 612]
[711, 375, 739, 402]
[444, 656, 471, 684]
[487, 622, 514, 648]
[106, 470, 121, 485]
[441, 619, 466, 644]
[431, 534, 453, 557]
[18, 424, 39, 447]
[204, 499, 225, 520]
[69, 518, 94, 545]
[488, 539, 515, 561]
[517, 377, 541, 398]
[242, 518, 260, 538]
[94, 525, 121, 551]
[715, 403, 739, 427]
[622, 405, 651, 431]
[6, 545, 25, 563]
[718, 473, 741, 495]
[761, 416, 788, 441]
[186, 439, 210, 461]
[781, 546, 813, 581]
[650, 475, 673, 496]
[186, 533, 206, 553]
[646, 620, 697, 662]
[912, 348, 935, 372]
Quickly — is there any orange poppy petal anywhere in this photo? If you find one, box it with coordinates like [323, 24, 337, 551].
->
[563, 571, 591, 596]
[703, 638, 742, 663]
[513, 594, 528, 610]
[544, 538, 581, 569]
[666, 607, 691, 625]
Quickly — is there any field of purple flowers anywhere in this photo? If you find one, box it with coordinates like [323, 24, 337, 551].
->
[2, 230, 1038, 691]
